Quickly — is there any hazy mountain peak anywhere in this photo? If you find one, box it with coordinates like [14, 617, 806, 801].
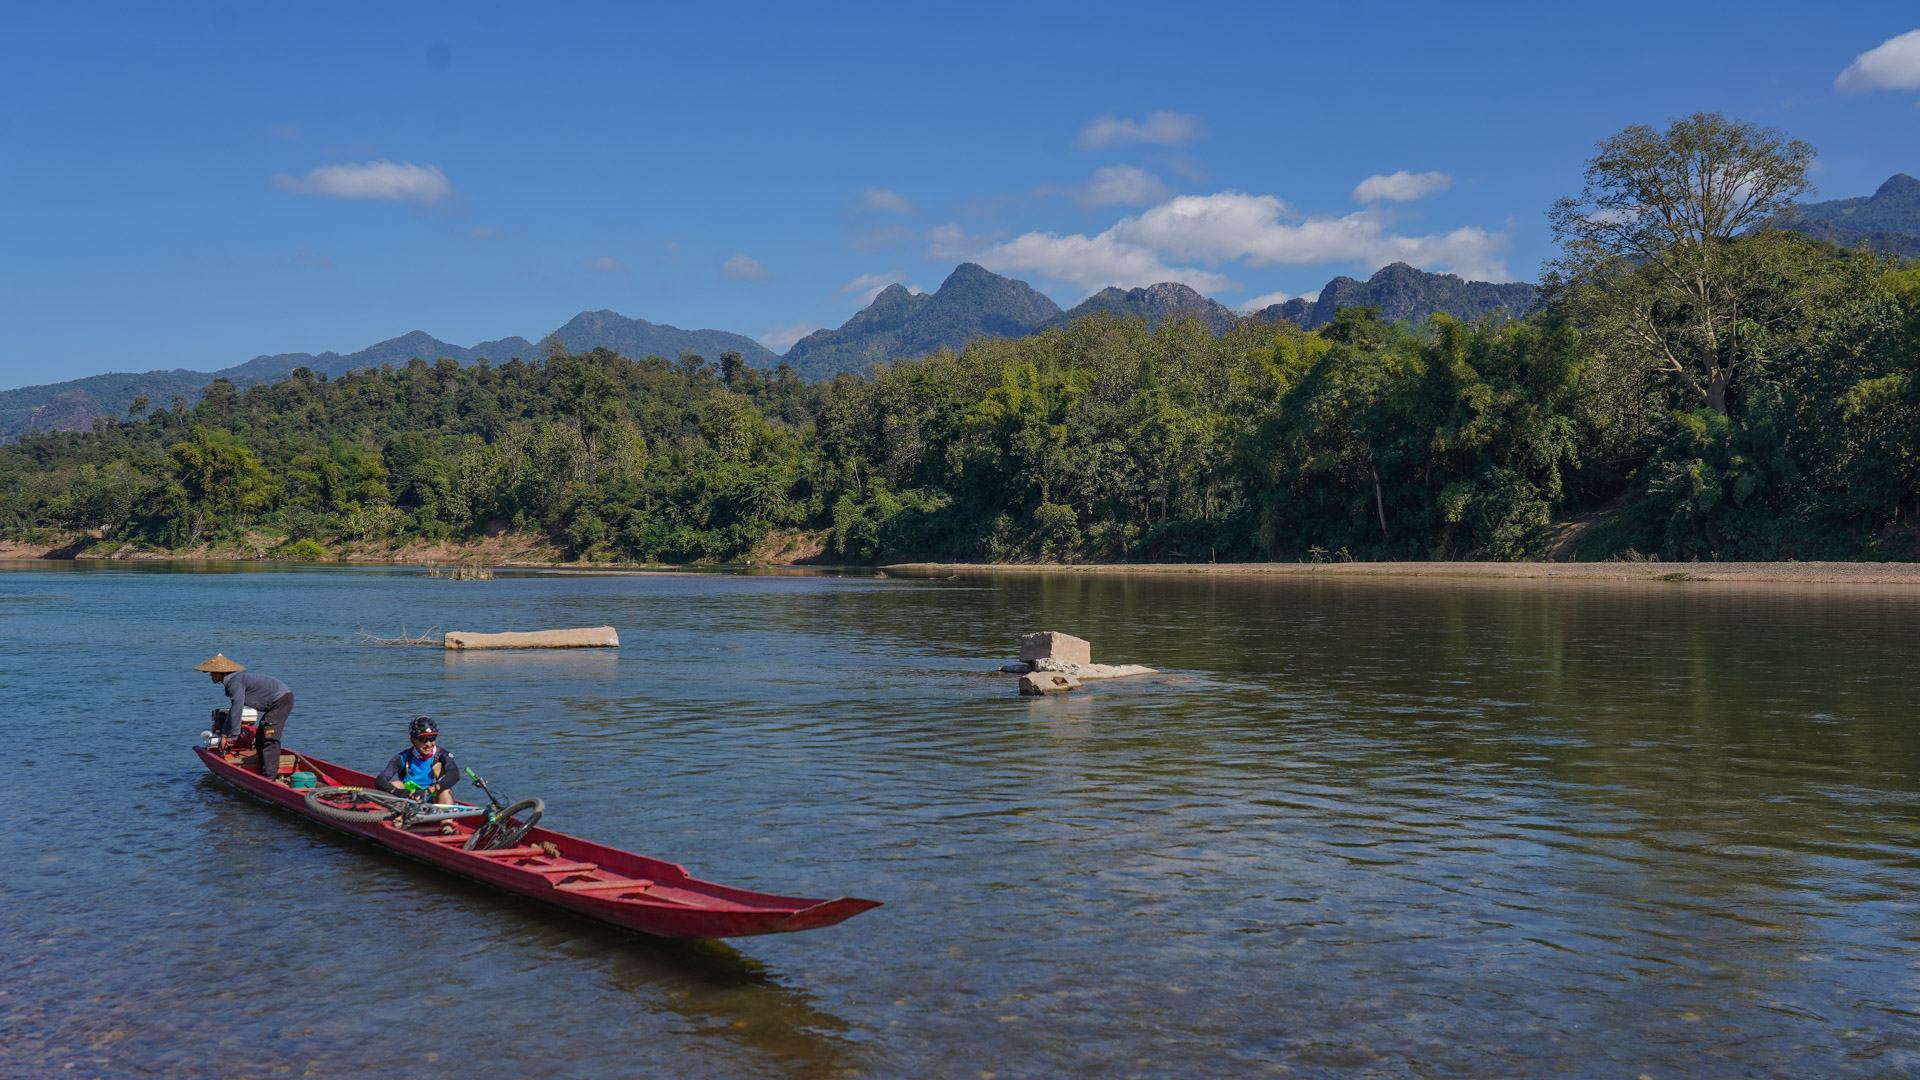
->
[1776, 173, 1920, 257]
[548, 310, 776, 364]
[1252, 262, 1537, 330]
[779, 264, 1062, 380]
[868, 283, 924, 312]
[2, 310, 772, 440]
[1039, 280, 1238, 335]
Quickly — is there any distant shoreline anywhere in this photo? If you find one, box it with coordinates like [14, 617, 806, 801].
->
[881, 560, 1920, 585]
[5, 530, 1919, 586]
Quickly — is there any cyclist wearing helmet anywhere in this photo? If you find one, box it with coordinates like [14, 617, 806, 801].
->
[375, 716, 463, 806]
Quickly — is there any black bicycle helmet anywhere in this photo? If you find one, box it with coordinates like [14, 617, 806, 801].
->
[408, 715, 439, 738]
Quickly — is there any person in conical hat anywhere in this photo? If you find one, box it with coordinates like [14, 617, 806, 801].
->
[196, 655, 295, 780]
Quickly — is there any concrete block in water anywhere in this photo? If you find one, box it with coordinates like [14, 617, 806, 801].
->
[444, 626, 620, 650]
[1019, 631, 1091, 666]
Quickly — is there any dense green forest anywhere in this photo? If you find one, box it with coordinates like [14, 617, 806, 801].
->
[4, 115, 1918, 564]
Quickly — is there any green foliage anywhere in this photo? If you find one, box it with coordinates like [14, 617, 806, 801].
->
[1549, 112, 1819, 415]
[1, 190, 1916, 564]
[166, 425, 276, 543]
[274, 538, 328, 560]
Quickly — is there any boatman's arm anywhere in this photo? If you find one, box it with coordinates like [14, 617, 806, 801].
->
[224, 676, 248, 735]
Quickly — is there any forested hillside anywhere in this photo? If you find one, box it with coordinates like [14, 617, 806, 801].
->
[1775, 174, 1920, 259]
[3, 116, 1916, 565]
[0, 312, 774, 443]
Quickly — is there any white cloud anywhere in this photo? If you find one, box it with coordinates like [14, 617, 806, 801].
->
[271, 159, 452, 205]
[1078, 165, 1173, 207]
[963, 190, 1513, 297]
[1836, 29, 1920, 93]
[1076, 110, 1201, 149]
[926, 223, 994, 260]
[839, 271, 904, 306]
[1351, 170, 1453, 204]
[582, 256, 625, 273]
[850, 222, 921, 250]
[1110, 192, 1512, 281]
[971, 231, 1239, 295]
[861, 187, 918, 214]
[1236, 291, 1294, 313]
[719, 254, 771, 281]
[759, 322, 823, 352]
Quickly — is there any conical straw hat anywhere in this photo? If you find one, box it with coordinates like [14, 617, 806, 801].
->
[194, 654, 245, 674]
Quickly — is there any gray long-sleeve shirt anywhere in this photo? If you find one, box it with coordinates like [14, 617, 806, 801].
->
[223, 672, 290, 720]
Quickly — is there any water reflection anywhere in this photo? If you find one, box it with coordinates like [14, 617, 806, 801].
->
[194, 776, 864, 1078]
[4, 563, 1920, 1078]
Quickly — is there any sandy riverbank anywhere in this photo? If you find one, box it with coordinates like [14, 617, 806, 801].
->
[882, 560, 1920, 585]
[5, 530, 1918, 585]
[0, 531, 571, 565]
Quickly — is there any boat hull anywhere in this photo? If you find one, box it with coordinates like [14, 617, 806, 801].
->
[194, 746, 879, 939]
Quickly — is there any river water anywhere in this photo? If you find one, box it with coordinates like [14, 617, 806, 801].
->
[1, 563, 1917, 1079]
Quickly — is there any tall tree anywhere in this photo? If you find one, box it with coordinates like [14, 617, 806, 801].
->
[167, 425, 275, 541]
[1548, 112, 1816, 414]
[549, 352, 621, 486]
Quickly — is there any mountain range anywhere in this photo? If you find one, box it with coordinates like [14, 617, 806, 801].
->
[1251, 262, 1539, 329]
[1775, 173, 1920, 258]
[10, 173, 1919, 441]
[1036, 281, 1241, 336]
[781, 263, 1063, 381]
[0, 314, 774, 442]
[0, 263, 1588, 441]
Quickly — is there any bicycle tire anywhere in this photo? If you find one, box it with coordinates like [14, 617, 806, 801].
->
[462, 797, 545, 850]
[304, 786, 402, 823]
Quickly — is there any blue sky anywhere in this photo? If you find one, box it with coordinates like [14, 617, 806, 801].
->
[2, 2, 1918, 390]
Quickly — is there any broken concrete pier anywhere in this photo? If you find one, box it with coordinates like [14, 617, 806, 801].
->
[1005, 630, 1157, 688]
[1019, 671, 1082, 695]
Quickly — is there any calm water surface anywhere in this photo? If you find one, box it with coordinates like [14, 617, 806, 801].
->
[2, 563, 1918, 1079]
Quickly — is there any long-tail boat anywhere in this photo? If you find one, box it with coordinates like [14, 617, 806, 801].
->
[194, 744, 880, 939]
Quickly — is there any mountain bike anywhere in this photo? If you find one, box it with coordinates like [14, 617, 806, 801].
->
[459, 769, 545, 851]
[303, 768, 543, 850]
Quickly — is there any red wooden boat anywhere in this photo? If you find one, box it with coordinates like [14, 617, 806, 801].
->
[194, 744, 880, 939]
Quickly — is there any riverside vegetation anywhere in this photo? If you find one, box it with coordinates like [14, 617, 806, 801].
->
[4, 114, 1919, 565]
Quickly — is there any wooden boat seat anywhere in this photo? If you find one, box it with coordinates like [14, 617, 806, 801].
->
[555, 878, 653, 893]
[220, 754, 299, 776]
[516, 860, 598, 874]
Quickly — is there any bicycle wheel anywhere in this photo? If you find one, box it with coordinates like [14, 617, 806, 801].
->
[304, 786, 404, 823]
[462, 798, 545, 850]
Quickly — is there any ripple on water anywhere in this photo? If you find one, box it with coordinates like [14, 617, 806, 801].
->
[2, 565, 1919, 1078]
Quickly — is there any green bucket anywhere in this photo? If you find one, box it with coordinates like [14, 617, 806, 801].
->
[289, 771, 318, 789]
